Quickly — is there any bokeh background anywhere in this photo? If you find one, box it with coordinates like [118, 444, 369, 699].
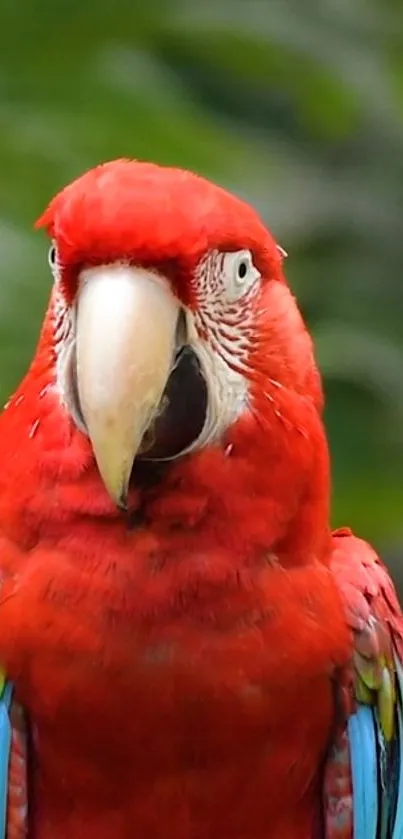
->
[1, 0, 402, 576]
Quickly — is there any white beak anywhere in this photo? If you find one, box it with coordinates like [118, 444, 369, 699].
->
[75, 263, 180, 507]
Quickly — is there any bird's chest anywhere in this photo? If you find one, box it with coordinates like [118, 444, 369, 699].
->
[10, 549, 335, 766]
[1, 538, 347, 838]
[26, 603, 333, 839]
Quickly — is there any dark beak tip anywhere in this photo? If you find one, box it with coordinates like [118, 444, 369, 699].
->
[117, 493, 128, 512]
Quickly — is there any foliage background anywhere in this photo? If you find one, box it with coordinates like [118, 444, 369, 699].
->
[1, 0, 402, 575]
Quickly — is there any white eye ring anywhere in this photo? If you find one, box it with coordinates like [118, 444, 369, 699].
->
[224, 250, 260, 301]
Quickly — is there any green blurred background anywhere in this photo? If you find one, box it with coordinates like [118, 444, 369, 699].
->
[0, 0, 402, 571]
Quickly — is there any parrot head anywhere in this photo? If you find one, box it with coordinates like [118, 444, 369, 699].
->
[31, 159, 326, 543]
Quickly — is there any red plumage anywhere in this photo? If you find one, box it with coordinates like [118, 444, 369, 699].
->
[0, 159, 400, 838]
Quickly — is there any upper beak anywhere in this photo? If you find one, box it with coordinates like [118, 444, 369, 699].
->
[75, 264, 180, 508]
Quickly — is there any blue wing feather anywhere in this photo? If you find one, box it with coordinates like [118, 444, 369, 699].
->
[391, 655, 403, 839]
[348, 706, 378, 839]
[0, 680, 13, 839]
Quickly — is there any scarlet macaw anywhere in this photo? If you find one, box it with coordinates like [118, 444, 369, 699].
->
[0, 159, 401, 839]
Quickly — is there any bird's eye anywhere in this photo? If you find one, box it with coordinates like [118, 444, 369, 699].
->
[223, 250, 260, 301]
[48, 244, 57, 270]
[236, 259, 248, 281]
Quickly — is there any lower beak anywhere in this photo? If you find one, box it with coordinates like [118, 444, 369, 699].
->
[75, 264, 180, 508]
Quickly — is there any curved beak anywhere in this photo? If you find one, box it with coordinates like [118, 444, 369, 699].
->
[75, 264, 180, 508]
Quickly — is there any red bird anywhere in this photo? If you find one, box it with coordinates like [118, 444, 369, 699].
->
[0, 159, 401, 839]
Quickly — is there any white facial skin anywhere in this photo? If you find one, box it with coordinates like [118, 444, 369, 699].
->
[49, 244, 262, 505]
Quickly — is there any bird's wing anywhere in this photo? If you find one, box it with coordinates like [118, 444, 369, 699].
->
[324, 527, 403, 839]
[0, 676, 28, 839]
